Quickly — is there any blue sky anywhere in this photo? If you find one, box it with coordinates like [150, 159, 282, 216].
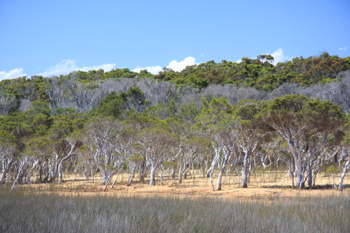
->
[0, 0, 349, 80]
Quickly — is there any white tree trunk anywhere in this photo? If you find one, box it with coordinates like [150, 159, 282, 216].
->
[127, 166, 136, 186]
[150, 165, 156, 186]
[11, 163, 26, 191]
[295, 158, 304, 189]
[338, 159, 349, 191]
[0, 158, 13, 184]
[241, 153, 250, 188]
[288, 161, 295, 189]
[58, 162, 63, 184]
[217, 151, 231, 190]
[149, 156, 157, 186]
[216, 168, 224, 190]
[207, 148, 220, 191]
[178, 166, 183, 183]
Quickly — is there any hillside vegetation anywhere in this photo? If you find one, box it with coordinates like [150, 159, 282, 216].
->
[0, 52, 350, 191]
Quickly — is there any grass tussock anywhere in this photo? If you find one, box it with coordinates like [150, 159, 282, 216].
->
[0, 188, 349, 233]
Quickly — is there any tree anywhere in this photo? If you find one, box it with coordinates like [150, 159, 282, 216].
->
[0, 130, 16, 184]
[137, 126, 178, 186]
[195, 98, 240, 190]
[338, 117, 350, 191]
[211, 119, 241, 190]
[82, 118, 127, 190]
[260, 94, 346, 188]
[0, 94, 17, 116]
[235, 99, 274, 188]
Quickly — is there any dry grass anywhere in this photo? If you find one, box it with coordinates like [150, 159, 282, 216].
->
[1, 169, 349, 232]
[0, 187, 349, 233]
[9, 168, 349, 200]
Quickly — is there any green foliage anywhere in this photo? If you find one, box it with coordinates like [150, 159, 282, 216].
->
[0, 130, 16, 145]
[91, 87, 149, 119]
[54, 107, 76, 116]
[128, 155, 144, 162]
[326, 165, 339, 174]
[162, 161, 177, 167]
[148, 52, 349, 89]
[195, 98, 234, 130]
[104, 68, 138, 79]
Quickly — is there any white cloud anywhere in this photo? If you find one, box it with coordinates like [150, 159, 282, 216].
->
[38, 59, 116, 77]
[133, 56, 196, 74]
[270, 48, 288, 65]
[338, 47, 347, 51]
[79, 63, 116, 72]
[0, 67, 27, 81]
[168, 56, 196, 72]
[133, 65, 163, 75]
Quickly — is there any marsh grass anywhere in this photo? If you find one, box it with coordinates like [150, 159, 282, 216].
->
[0, 187, 349, 233]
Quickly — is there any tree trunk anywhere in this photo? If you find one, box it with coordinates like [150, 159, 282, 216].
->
[209, 170, 215, 191]
[307, 163, 313, 189]
[0, 163, 10, 184]
[58, 162, 63, 184]
[150, 165, 156, 186]
[184, 170, 188, 179]
[149, 156, 157, 186]
[39, 164, 42, 182]
[102, 173, 109, 185]
[241, 154, 249, 188]
[127, 166, 136, 186]
[338, 172, 346, 191]
[178, 168, 183, 184]
[11, 163, 25, 191]
[217, 152, 230, 190]
[112, 173, 120, 188]
[295, 159, 305, 189]
[171, 166, 175, 179]
[338, 159, 349, 191]
[216, 168, 224, 190]
[139, 160, 145, 182]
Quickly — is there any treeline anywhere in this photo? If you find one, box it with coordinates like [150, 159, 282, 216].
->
[0, 52, 350, 191]
[0, 52, 350, 115]
[0, 92, 350, 191]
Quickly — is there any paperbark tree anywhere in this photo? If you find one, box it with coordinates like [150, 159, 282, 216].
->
[83, 118, 127, 190]
[110, 129, 136, 189]
[0, 131, 16, 184]
[260, 94, 346, 188]
[177, 139, 200, 184]
[195, 98, 238, 190]
[211, 120, 241, 190]
[137, 127, 179, 186]
[235, 100, 274, 188]
[338, 123, 350, 191]
[56, 138, 81, 184]
[338, 151, 350, 191]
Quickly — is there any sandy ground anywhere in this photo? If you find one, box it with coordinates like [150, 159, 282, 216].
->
[20, 169, 350, 201]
